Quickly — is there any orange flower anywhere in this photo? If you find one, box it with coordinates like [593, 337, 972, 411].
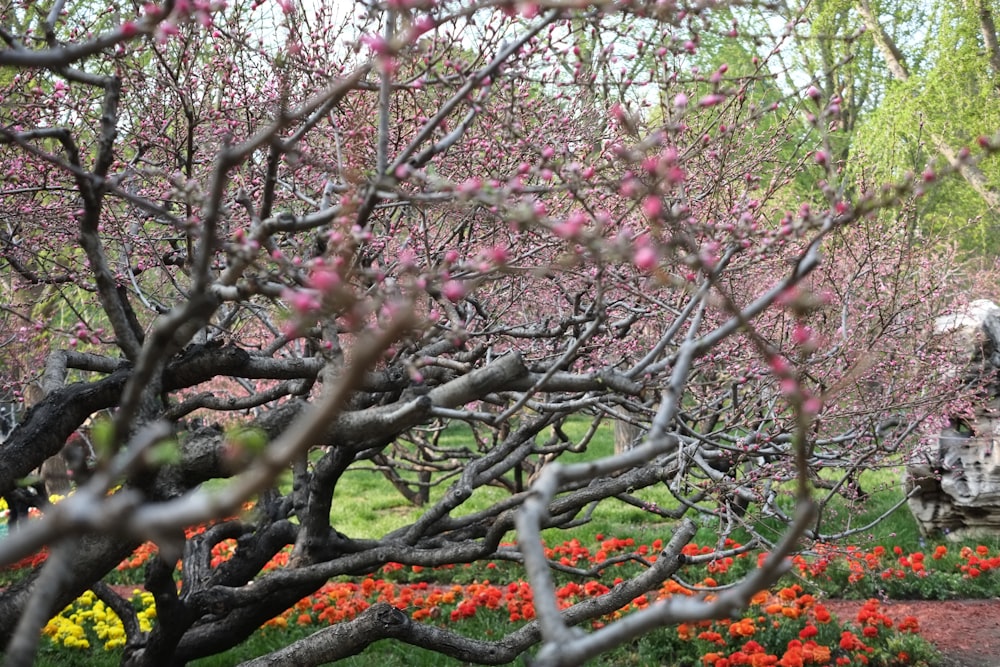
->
[729, 619, 756, 637]
[778, 586, 799, 601]
[803, 642, 831, 664]
[698, 631, 725, 645]
[778, 649, 804, 667]
[813, 605, 831, 624]
[933, 545, 947, 560]
[780, 607, 800, 620]
[839, 631, 864, 651]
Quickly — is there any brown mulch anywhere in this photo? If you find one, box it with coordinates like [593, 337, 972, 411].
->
[823, 599, 1000, 667]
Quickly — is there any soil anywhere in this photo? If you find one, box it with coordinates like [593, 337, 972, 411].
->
[822, 599, 1000, 667]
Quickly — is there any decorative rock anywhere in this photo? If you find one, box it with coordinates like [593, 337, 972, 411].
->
[907, 300, 1000, 539]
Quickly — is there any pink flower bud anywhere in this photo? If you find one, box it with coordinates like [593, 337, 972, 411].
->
[792, 324, 812, 345]
[698, 94, 725, 108]
[442, 280, 465, 302]
[634, 245, 657, 272]
[642, 195, 662, 219]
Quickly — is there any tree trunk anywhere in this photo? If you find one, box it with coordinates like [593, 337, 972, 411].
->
[613, 419, 642, 455]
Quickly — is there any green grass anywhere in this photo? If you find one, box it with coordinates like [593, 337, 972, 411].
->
[321, 418, 949, 556]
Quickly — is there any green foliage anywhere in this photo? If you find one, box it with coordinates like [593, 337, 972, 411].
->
[223, 425, 269, 460]
[89, 418, 116, 460]
[847, 0, 1000, 255]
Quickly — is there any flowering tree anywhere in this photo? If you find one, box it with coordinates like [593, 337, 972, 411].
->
[0, 1, 994, 665]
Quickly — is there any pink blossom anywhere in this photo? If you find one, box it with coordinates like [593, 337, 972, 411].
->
[286, 289, 319, 315]
[698, 94, 725, 108]
[673, 93, 688, 109]
[554, 211, 588, 239]
[642, 195, 662, 219]
[309, 269, 340, 293]
[769, 354, 791, 376]
[665, 166, 686, 185]
[442, 280, 465, 302]
[458, 178, 481, 195]
[360, 34, 390, 56]
[634, 245, 657, 272]
[803, 396, 823, 415]
[157, 21, 179, 39]
[792, 324, 812, 345]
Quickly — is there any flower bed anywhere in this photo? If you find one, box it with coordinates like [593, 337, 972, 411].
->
[34, 577, 933, 666]
[7, 500, 1000, 665]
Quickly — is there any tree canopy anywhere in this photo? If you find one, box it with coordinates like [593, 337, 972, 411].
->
[1, 1, 998, 665]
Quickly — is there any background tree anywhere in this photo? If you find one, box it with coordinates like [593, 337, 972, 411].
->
[0, 1, 997, 666]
